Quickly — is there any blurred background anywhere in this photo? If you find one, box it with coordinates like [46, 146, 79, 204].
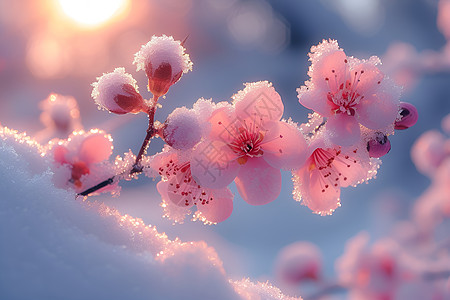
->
[1, 0, 449, 297]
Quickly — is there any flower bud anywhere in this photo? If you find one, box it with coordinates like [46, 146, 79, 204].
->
[134, 35, 192, 97]
[162, 107, 202, 150]
[394, 102, 418, 130]
[367, 132, 391, 158]
[91, 68, 145, 115]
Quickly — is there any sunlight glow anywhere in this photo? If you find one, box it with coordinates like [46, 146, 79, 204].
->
[58, 0, 128, 26]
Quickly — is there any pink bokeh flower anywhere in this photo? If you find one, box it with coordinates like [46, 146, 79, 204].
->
[191, 81, 308, 205]
[298, 39, 401, 147]
[336, 233, 413, 300]
[153, 149, 233, 224]
[292, 134, 379, 215]
[49, 129, 115, 193]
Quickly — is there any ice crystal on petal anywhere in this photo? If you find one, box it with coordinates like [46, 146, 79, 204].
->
[298, 39, 401, 147]
[91, 67, 145, 115]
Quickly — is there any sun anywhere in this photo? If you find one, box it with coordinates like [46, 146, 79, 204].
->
[57, 0, 128, 27]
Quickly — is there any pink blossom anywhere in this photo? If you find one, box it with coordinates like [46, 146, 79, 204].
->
[336, 233, 413, 300]
[153, 149, 233, 224]
[134, 35, 192, 97]
[37, 93, 82, 141]
[191, 81, 308, 205]
[49, 129, 114, 193]
[292, 134, 379, 215]
[297, 39, 401, 147]
[411, 130, 449, 178]
[274, 242, 322, 285]
[438, 0, 450, 41]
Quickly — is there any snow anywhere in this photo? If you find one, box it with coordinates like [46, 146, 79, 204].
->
[0, 127, 299, 300]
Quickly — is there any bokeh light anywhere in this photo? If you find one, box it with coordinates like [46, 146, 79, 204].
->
[57, 0, 128, 27]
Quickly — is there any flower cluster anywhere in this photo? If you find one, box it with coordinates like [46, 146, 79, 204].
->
[32, 36, 418, 223]
[274, 116, 450, 299]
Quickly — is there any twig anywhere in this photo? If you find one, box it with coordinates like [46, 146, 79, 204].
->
[78, 96, 159, 196]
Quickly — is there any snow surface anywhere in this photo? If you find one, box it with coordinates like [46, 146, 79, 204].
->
[0, 127, 300, 300]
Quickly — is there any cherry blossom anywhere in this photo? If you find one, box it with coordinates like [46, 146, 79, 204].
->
[49, 129, 115, 193]
[292, 133, 379, 215]
[152, 149, 233, 224]
[411, 130, 449, 178]
[336, 233, 413, 300]
[134, 35, 193, 97]
[297, 39, 401, 147]
[191, 81, 307, 205]
[37, 93, 82, 142]
[274, 242, 322, 285]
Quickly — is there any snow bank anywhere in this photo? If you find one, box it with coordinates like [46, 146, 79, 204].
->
[0, 127, 300, 300]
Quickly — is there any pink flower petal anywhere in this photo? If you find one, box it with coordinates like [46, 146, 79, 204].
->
[233, 81, 284, 124]
[262, 121, 308, 170]
[325, 114, 361, 146]
[196, 188, 234, 223]
[312, 50, 347, 92]
[293, 161, 341, 215]
[297, 89, 332, 117]
[331, 148, 369, 188]
[356, 82, 400, 130]
[207, 107, 238, 144]
[78, 133, 113, 164]
[234, 157, 281, 205]
[53, 145, 68, 164]
[190, 139, 240, 189]
[351, 62, 384, 96]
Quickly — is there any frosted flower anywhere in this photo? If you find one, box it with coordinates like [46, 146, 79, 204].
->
[292, 134, 379, 215]
[38, 93, 82, 140]
[298, 39, 401, 147]
[91, 67, 146, 115]
[411, 130, 449, 177]
[162, 107, 203, 150]
[336, 233, 411, 300]
[49, 129, 115, 193]
[191, 81, 308, 205]
[134, 35, 193, 97]
[153, 150, 233, 224]
[274, 242, 322, 285]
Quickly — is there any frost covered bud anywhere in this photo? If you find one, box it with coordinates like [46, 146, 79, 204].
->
[134, 35, 193, 97]
[162, 107, 202, 150]
[92, 68, 145, 115]
[367, 132, 391, 158]
[394, 102, 418, 130]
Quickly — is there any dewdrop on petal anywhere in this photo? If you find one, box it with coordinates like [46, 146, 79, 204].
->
[91, 67, 145, 115]
[134, 35, 193, 97]
[394, 102, 418, 130]
[367, 132, 391, 158]
[162, 107, 202, 150]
